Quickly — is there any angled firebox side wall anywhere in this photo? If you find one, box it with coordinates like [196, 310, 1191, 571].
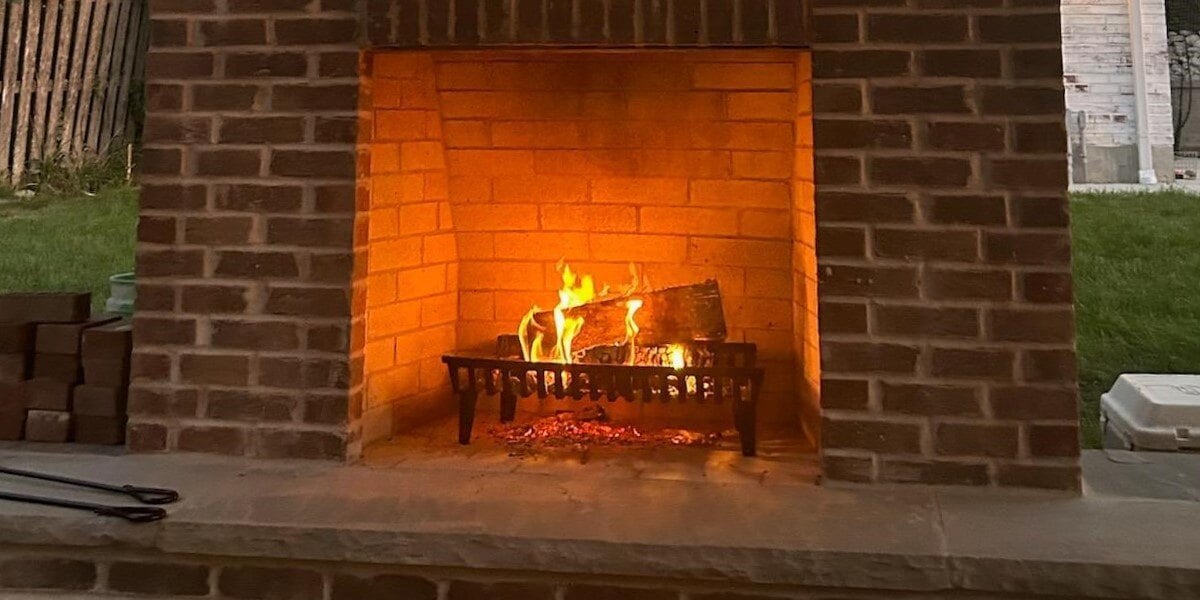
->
[793, 53, 821, 448]
[357, 53, 459, 445]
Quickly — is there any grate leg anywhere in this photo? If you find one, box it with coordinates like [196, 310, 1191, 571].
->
[734, 400, 757, 457]
[458, 389, 478, 445]
[500, 390, 517, 423]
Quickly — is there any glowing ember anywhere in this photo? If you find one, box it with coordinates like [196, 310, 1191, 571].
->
[488, 409, 722, 449]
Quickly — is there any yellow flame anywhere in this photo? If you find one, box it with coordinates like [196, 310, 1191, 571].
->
[518, 306, 538, 361]
[624, 298, 643, 365]
[558, 261, 597, 306]
[667, 344, 686, 370]
[517, 261, 640, 364]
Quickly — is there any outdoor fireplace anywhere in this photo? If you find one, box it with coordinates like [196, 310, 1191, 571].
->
[131, 0, 1081, 490]
[2, 1, 1165, 599]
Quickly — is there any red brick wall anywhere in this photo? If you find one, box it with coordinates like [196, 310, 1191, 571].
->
[811, 1, 1079, 490]
[364, 0, 810, 47]
[133, 0, 362, 459]
[0, 544, 1078, 599]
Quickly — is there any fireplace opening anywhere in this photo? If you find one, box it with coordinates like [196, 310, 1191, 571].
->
[355, 49, 818, 457]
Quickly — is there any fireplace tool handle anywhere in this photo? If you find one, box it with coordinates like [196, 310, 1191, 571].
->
[0, 491, 167, 523]
[0, 466, 180, 505]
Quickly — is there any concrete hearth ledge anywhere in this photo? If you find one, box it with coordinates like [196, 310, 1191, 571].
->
[0, 449, 1196, 599]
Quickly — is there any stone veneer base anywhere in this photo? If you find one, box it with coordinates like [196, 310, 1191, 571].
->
[0, 449, 1194, 600]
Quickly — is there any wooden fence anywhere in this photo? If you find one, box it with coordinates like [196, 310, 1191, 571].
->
[0, 0, 148, 186]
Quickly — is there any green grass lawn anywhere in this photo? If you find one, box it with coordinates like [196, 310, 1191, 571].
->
[0, 186, 137, 311]
[1072, 191, 1200, 447]
[0, 186, 1195, 448]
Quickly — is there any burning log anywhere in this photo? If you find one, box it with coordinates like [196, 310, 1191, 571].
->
[528, 280, 726, 352]
[574, 343, 716, 367]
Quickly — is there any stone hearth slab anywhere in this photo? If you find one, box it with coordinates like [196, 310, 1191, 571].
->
[1082, 450, 1200, 501]
[938, 487, 1200, 599]
[0, 449, 1195, 599]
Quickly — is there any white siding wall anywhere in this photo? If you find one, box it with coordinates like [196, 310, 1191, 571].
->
[1061, 0, 1174, 150]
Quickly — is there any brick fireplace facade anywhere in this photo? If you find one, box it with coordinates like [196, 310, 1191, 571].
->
[135, 0, 1079, 490]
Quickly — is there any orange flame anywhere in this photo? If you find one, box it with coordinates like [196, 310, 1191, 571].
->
[518, 261, 641, 364]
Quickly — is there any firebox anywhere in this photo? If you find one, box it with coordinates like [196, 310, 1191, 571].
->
[358, 50, 818, 454]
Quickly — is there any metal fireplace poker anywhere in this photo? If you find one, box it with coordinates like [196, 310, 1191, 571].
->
[0, 465, 179, 523]
[443, 335, 765, 456]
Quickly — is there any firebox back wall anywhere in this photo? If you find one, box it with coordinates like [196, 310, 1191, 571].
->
[360, 50, 819, 442]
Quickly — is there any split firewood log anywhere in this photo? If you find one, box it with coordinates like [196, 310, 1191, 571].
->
[528, 280, 726, 351]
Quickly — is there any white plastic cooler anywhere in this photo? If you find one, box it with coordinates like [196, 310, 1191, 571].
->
[1100, 374, 1200, 451]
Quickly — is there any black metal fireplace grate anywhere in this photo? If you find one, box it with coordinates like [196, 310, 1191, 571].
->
[442, 335, 764, 456]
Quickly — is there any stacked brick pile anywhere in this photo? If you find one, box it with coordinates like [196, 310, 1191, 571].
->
[75, 321, 134, 444]
[0, 293, 132, 445]
[0, 322, 33, 440]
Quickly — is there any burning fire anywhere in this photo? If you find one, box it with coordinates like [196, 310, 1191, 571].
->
[667, 345, 686, 370]
[518, 261, 642, 364]
[624, 299, 644, 365]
